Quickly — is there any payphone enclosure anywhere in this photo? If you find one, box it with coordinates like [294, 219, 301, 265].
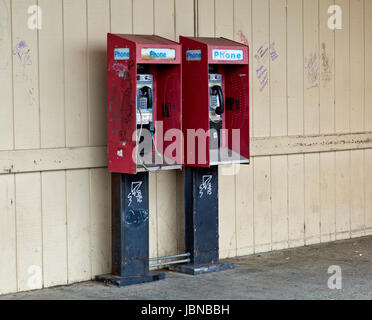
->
[180, 36, 250, 167]
[107, 34, 182, 174]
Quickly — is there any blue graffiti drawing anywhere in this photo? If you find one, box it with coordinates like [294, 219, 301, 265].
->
[13, 40, 32, 74]
[128, 181, 143, 207]
[199, 175, 213, 198]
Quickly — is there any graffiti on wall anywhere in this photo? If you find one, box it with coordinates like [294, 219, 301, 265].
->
[305, 52, 319, 88]
[254, 41, 279, 92]
[320, 43, 332, 85]
[13, 40, 36, 105]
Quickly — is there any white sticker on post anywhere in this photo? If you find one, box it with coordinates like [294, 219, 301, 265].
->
[114, 48, 130, 60]
[141, 48, 176, 60]
[212, 49, 243, 61]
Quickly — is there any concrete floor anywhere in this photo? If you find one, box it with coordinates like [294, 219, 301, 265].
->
[2, 236, 372, 300]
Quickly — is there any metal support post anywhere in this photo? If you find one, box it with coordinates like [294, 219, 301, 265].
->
[96, 172, 165, 286]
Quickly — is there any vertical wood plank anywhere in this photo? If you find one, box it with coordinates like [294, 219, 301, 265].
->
[335, 0, 350, 134]
[133, 0, 154, 34]
[39, 0, 65, 148]
[350, 150, 365, 237]
[252, 0, 270, 138]
[335, 150, 350, 240]
[66, 169, 91, 283]
[175, 0, 194, 40]
[198, 0, 215, 37]
[334, 0, 351, 240]
[365, 149, 372, 235]
[319, 0, 335, 134]
[219, 166, 237, 258]
[176, 170, 185, 254]
[349, 0, 365, 238]
[271, 155, 288, 250]
[156, 171, 178, 257]
[320, 152, 336, 242]
[235, 164, 254, 256]
[350, 0, 364, 133]
[41, 171, 67, 287]
[233, 0, 254, 256]
[154, 0, 175, 40]
[287, 0, 304, 136]
[269, 0, 287, 137]
[88, 0, 110, 147]
[365, 0, 372, 130]
[0, 174, 16, 294]
[110, 0, 133, 33]
[215, 0, 233, 38]
[269, 0, 288, 251]
[0, 0, 13, 150]
[90, 168, 111, 276]
[64, 0, 89, 147]
[319, 0, 336, 244]
[304, 153, 320, 245]
[288, 154, 305, 247]
[365, 1, 372, 235]
[149, 173, 158, 259]
[303, 0, 319, 135]
[16, 172, 42, 291]
[253, 157, 271, 253]
[12, 0, 40, 149]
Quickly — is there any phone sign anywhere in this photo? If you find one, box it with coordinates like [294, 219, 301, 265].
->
[212, 49, 243, 61]
[114, 48, 130, 60]
[141, 48, 176, 61]
[186, 50, 202, 61]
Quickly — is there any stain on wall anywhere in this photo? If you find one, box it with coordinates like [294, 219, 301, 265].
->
[305, 52, 319, 88]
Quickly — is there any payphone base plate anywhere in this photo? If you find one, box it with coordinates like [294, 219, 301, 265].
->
[170, 262, 235, 275]
[95, 272, 166, 287]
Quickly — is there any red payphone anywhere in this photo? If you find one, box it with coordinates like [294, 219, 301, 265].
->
[107, 34, 182, 174]
[180, 36, 250, 167]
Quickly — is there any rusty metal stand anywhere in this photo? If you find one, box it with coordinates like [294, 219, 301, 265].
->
[96, 172, 165, 286]
[170, 167, 234, 275]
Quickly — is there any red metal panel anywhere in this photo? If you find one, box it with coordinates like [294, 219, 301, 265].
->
[180, 36, 250, 167]
[107, 34, 182, 173]
[107, 34, 137, 174]
[225, 64, 250, 160]
[180, 36, 210, 167]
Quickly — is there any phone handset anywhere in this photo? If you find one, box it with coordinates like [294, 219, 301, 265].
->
[211, 85, 224, 116]
[140, 86, 153, 109]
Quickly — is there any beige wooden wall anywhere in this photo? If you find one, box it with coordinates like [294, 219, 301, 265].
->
[0, 0, 371, 295]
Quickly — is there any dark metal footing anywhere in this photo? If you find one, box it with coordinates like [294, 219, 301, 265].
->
[170, 262, 234, 275]
[95, 272, 165, 287]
